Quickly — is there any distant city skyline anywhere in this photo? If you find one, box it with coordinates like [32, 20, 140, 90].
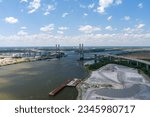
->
[0, 0, 150, 46]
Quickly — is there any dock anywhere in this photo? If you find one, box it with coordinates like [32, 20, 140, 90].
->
[49, 79, 81, 96]
[66, 78, 81, 87]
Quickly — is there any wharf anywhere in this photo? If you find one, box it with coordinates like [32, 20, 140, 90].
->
[66, 79, 81, 87]
[49, 79, 81, 96]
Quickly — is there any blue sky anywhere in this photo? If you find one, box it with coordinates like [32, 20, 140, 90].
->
[0, 0, 150, 46]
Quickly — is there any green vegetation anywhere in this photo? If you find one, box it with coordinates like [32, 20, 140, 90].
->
[142, 59, 150, 62]
[86, 61, 108, 70]
[85, 57, 150, 78]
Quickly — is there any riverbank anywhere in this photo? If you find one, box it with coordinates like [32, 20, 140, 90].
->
[0, 54, 64, 67]
[0, 57, 34, 67]
[77, 64, 150, 100]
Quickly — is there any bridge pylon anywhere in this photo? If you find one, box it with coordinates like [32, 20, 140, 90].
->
[79, 43, 84, 60]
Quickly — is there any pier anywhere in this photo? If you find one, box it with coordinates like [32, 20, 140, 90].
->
[66, 78, 82, 87]
[49, 79, 81, 96]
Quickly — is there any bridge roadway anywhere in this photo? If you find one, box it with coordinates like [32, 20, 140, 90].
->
[95, 54, 150, 70]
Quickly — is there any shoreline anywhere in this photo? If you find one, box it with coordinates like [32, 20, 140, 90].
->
[0, 56, 59, 67]
[76, 64, 108, 100]
[0, 58, 37, 67]
[76, 83, 82, 100]
[76, 65, 92, 100]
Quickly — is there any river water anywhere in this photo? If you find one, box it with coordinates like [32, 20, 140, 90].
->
[0, 51, 88, 100]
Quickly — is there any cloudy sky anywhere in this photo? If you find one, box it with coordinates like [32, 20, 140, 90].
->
[0, 0, 150, 46]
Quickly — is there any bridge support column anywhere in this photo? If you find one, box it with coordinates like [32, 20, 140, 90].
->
[109, 56, 112, 62]
[98, 56, 101, 62]
[117, 58, 120, 63]
[120, 58, 122, 63]
[146, 64, 149, 71]
[127, 60, 130, 64]
[136, 61, 139, 67]
[94, 54, 97, 63]
[39, 52, 42, 56]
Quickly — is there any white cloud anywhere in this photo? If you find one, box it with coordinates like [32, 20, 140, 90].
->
[107, 16, 112, 21]
[4, 17, 18, 24]
[83, 13, 88, 16]
[1, 33, 150, 46]
[97, 0, 122, 14]
[123, 27, 132, 33]
[88, 3, 95, 9]
[62, 12, 69, 18]
[79, 4, 86, 9]
[123, 24, 145, 33]
[105, 26, 113, 31]
[40, 24, 54, 32]
[115, 0, 122, 5]
[21, 26, 27, 30]
[28, 0, 41, 13]
[138, 3, 143, 8]
[58, 27, 69, 30]
[57, 27, 68, 34]
[79, 25, 101, 33]
[20, 0, 28, 3]
[97, 0, 113, 14]
[44, 5, 56, 16]
[136, 24, 145, 29]
[124, 16, 130, 21]
[17, 30, 28, 36]
[57, 31, 64, 34]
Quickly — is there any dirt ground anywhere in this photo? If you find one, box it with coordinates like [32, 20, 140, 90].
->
[121, 53, 150, 59]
